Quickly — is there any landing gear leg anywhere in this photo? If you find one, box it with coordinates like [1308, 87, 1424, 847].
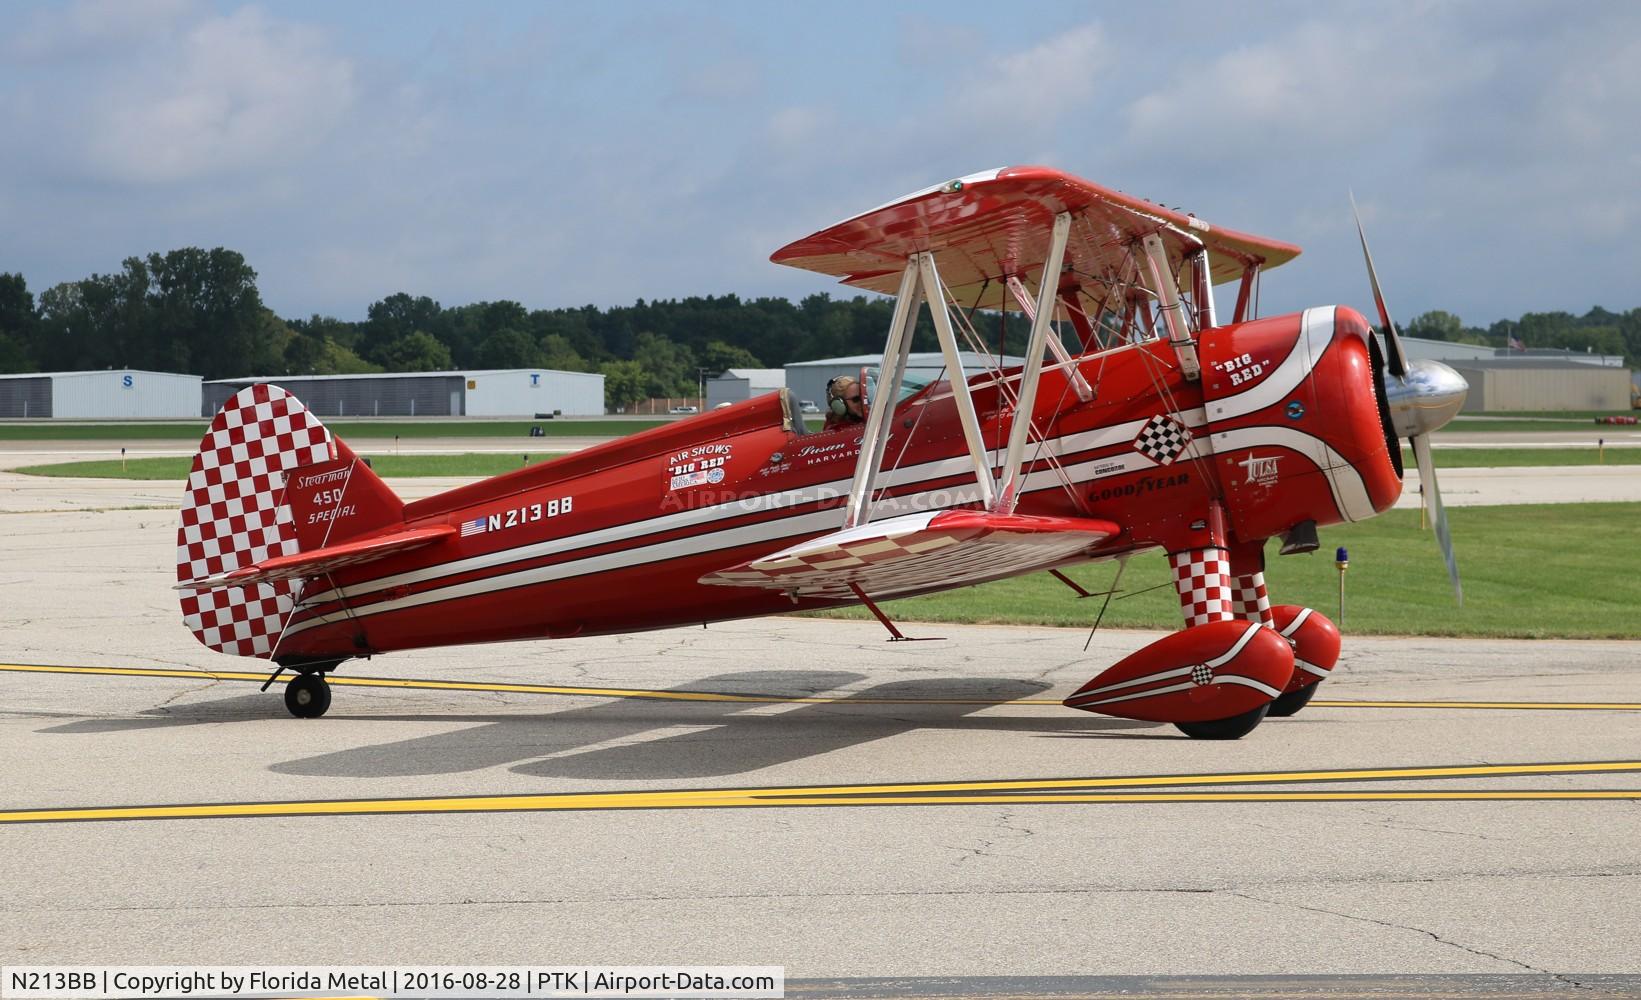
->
[284, 672, 332, 718]
[272, 657, 345, 718]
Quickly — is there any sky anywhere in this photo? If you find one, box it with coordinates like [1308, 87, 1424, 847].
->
[2, 0, 1638, 328]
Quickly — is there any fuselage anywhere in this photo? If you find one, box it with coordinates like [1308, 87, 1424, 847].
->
[274, 305, 1403, 662]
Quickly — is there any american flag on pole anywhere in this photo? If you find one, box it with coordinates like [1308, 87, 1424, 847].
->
[460, 516, 488, 538]
[1508, 334, 1525, 352]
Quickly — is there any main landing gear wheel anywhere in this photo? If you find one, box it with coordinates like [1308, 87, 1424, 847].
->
[284, 673, 332, 719]
[1268, 682, 1320, 718]
[1175, 703, 1270, 740]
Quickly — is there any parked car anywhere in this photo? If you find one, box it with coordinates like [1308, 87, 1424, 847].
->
[669, 405, 699, 414]
[798, 399, 821, 414]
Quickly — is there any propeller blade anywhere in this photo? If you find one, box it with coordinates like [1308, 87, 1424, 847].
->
[1410, 434, 1462, 605]
[1349, 192, 1409, 379]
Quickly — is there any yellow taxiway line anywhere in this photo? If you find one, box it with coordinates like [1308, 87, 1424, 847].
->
[3, 662, 1640, 712]
[4, 760, 1640, 825]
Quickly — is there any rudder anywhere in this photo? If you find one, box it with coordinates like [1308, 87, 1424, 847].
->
[176, 384, 403, 659]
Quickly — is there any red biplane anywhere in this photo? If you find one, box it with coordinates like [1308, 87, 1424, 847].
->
[176, 166, 1467, 738]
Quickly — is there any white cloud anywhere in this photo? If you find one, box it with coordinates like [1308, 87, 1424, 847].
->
[8, 0, 197, 59]
[6, 3, 1638, 326]
[767, 105, 835, 152]
[1123, 18, 1490, 151]
[24, 5, 355, 185]
[959, 22, 1106, 128]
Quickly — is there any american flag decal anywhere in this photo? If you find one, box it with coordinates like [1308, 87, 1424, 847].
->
[460, 517, 488, 538]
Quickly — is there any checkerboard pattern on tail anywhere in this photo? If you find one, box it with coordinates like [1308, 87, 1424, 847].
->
[176, 384, 333, 658]
[1131, 413, 1192, 465]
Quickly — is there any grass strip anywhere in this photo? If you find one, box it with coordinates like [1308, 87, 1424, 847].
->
[14, 454, 566, 479]
[1410, 446, 1641, 467]
[1447, 418, 1638, 433]
[809, 503, 1641, 639]
[0, 419, 665, 441]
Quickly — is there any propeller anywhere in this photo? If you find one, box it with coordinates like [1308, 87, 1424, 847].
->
[1350, 194, 1464, 604]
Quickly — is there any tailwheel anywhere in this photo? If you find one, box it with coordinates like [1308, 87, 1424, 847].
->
[1175, 703, 1270, 740]
[284, 672, 332, 719]
[1268, 682, 1320, 718]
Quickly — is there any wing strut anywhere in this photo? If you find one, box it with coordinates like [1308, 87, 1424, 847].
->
[843, 260, 923, 528]
[1231, 263, 1261, 324]
[844, 252, 1004, 527]
[1140, 232, 1202, 381]
[920, 254, 1000, 510]
[994, 212, 1072, 512]
[1191, 249, 1218, 330]
[1005, 274, 1092, 403]
[848, 582, 941, 642]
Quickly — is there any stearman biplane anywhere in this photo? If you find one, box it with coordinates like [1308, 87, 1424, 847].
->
[176, 166, 1468, 738]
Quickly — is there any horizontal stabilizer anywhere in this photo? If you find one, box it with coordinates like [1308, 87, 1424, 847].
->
[176, 525, 455, 591]
[701, 509, 1119, 600]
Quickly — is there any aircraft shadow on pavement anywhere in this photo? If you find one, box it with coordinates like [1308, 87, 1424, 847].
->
[267, 671, 1147, 779]
[38, 670, 1156, 780]
[39, 691, 287, 733]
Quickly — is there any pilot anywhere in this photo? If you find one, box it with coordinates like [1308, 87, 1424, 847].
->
[825, 375, 865, 429]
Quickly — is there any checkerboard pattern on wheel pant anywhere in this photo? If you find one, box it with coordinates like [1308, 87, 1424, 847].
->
[1170, 548, 1235, 627]
[176, 384, 332, 658]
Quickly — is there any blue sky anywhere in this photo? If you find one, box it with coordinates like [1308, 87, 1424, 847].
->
[2, 1, 1637, 328]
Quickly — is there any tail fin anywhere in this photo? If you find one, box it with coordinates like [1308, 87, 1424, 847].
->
[176, 384, 404, 659]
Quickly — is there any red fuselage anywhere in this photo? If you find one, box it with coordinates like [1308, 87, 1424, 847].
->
[273, 306, 1402, 662]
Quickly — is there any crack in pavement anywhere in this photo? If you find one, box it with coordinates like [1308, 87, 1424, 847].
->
[9, 870, 1638, 915]
[1227, 890, 1592, 990]
[151, 678, 224, 712]
[948, 807, 1037, 865]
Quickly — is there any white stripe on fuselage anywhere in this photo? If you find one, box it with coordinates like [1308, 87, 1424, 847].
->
[288, 301, 1359, 639]
[281, 410, 1211, 638]
[1209, 424, 1375, 522]
[1206, 307, 1337, 423]
[281, 315, 1358, 639]
[299, 407, 1211, 609]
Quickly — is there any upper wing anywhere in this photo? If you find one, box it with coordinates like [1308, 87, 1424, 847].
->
[700, 509, 1119, 599]
[176, 524, 456, 591]
[771, 165, 1301, 312]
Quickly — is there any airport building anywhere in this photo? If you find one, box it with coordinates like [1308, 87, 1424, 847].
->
[1449, 360, 1635, 412]
[1402, 335, 1626, 369]
[706, 369, 786, 409]
[1399, 337, 1631, 411]
[204, 369, 605, 418]
[784, 352, 1026, 413]
[0, 369, 203, 419]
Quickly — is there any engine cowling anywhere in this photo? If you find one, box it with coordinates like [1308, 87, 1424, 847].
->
[1198, 306, 1403, 543]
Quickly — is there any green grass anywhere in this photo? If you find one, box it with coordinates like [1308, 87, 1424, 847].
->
[0, 419, 665, 441]
[14, 454, 566, 480]
[808, 503, 1641, 639]
[1410, 447, 1641, 467]
[1447, 417, 1636, 433]
[1465, 410, 1638, 420]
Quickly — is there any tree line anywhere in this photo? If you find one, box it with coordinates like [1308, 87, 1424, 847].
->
[1, 248, 1637, 408]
